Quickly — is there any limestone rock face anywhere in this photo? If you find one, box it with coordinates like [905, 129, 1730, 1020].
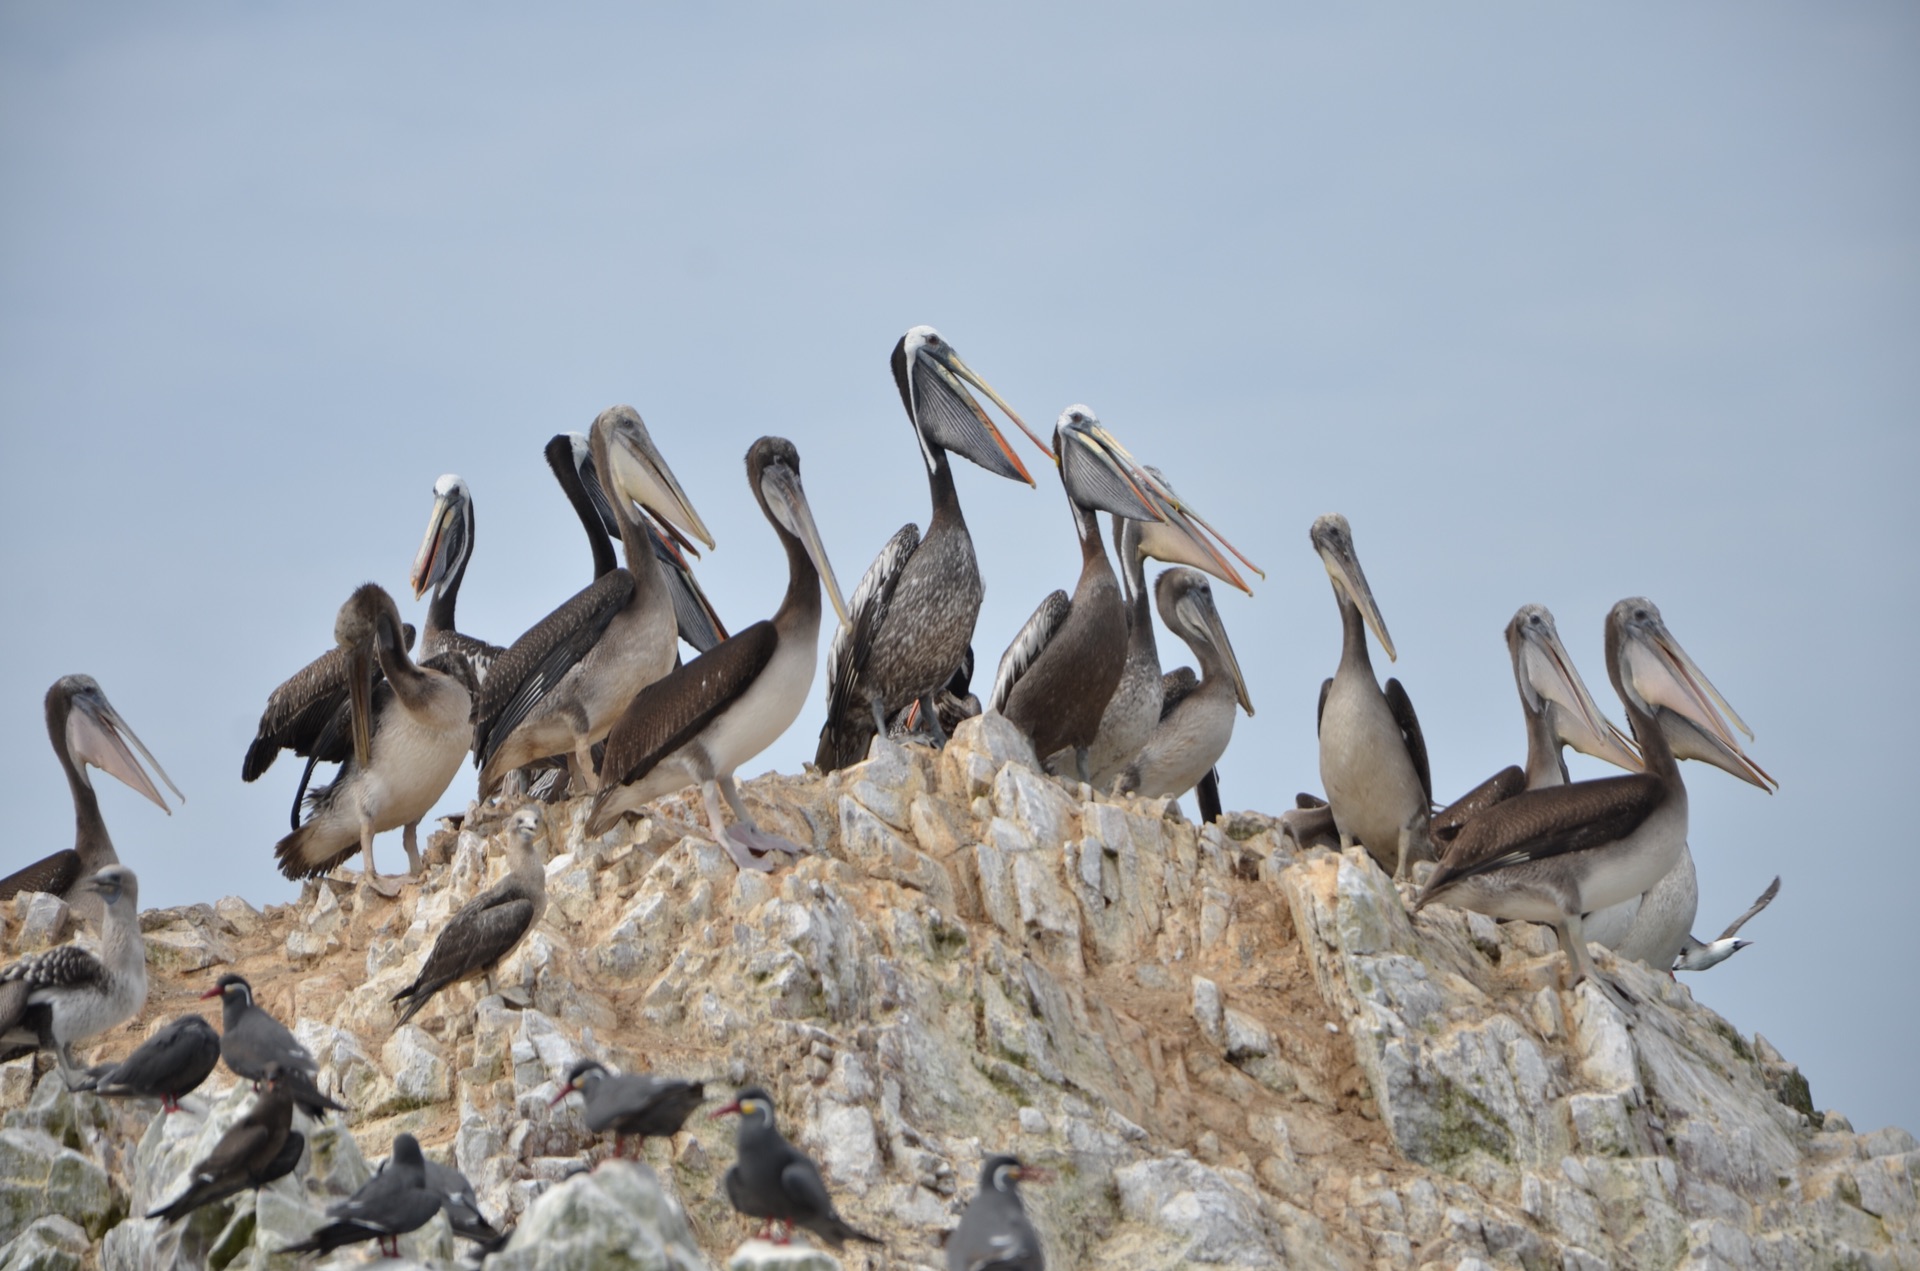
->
[3, 724, 1917, 1269]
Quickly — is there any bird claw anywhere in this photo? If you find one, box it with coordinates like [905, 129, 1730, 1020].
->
[716, 828, 787, 874]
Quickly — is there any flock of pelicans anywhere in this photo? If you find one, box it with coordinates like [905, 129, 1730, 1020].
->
[0, 324, 1785, 1266]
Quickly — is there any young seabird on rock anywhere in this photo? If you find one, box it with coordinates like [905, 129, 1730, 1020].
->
[948, 1154, 1047, 1271]
[551, 1058, 706, 1158]
[1415, 599, 1765, 1007]
[815, 325, 1045, 773]
[1673, 875, 1781, 973]
[390, 806, 547, 1023]
[585, 437, 848, 872]
[282, 1132, 443, 1257]
[715, 1085, 882, 1250]
[273, 583, 478, 881]
[0, 865, 146, 1079]
[87, 1012, 220, 1113]
[201, 972, 345, 1117]
[1311, 514, 1433, 880]
[1115, 568, 1254, 804]
[1, 676, 179, 913]
[148, 1067, 302, 1223]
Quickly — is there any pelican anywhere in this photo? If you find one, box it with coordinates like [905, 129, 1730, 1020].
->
[274, 583, 477, 880]
[1415, 598, 1767, 1005]
[472, 405, 712, 797]
[1116, 567, 1253, 802]
[815, 326, 1044, 772]
[1312, 514, 1431, 880]
[1074, 466, 1255, 788]
[1431, 605, 1644, 844]
[1, 677, 179, 915]
[990, 409, 1172, 782]
[409, 475, 507, 679]
[587, 437, 849, 870]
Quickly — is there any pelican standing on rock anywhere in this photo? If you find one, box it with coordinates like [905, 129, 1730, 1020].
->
[0, 865, 146, 1079]
[1116, 567, 1253, 802]
[587, 437, 849, 871]
[816, 326, 1045, 772]
[1311, 514, 1432, 879]
[409, 474, 506, 678]
[1415, 598, 1767, 1005]
[991, 409, 1176, 783]
[473, 406, 713, 797]
[1, 677, 179, 911]
[274, 583, 477, 880]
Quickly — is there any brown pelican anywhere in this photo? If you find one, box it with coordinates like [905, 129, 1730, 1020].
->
[408, 475, 508, 679]
[1116, 567, 1253, 802]
[990, 409, 1173, 783]
[1311, 514, 1431, 880]
[815, 326, 1043, 772]
[586, 437, 849, 870]
[0, 865, 145, 1080]
[473, 406, 711, 797]
[1673, 875, 1780, 973]
[390, 806, 546, 1021]
[1415, 598, 1766, 1005]
[1, 677, 179, 913]
[274, 583, 477, 880]
[1431, 605, 1644, 843]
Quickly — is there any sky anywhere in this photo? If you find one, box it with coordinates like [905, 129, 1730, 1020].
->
[3, 6, 1915, 1132]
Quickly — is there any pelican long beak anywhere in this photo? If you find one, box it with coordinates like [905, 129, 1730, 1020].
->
[1178, 578, 1254, 715]
[760, 458, 851, 627]
[345, 640, 374, 770]
[1514, 610, 1642, 773]
[1310, 514, 1395, 661]
[1621, 606, 1775, 791]
[1131, 467, 1255, 595]
[646, 522, 729, 651]
[599, 407, 716, 551]
[409, 488, 459, 600]
[1056, 414, 1166, 521]
[920, 342, 1050, 481]
[65, 684, 182, 812]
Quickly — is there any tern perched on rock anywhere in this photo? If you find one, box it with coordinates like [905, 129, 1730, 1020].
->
[282, 1132, 443, 1257]
[948, 1154, 1047, 1271]
[715, 1085, 882, 1250]
[552, 1058, 705, 1157]
[86, 1012, 220, 1113]
[0, 865, 146, 1080]
[202, 973, 345, 1118]
[148, 1068, 301, 1223]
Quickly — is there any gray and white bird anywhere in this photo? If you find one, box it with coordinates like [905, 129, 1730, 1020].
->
[201, 972, 345, 1118]
[1115, 568, 1253, 803]
[390, 806, 547, 1024]
[0, 865, 146, 1080]
[948, 1154, 1046, 1271]
[551, 1058, 706, 1157]
[282, 1132, 444, 1257]
[1, 677, 179, 914]
[148, 1068, 302, 1223]
[715, 1085, 882, 1250]
[408, 474, 507, 680]
[1673, 875, 1781, 973]
[86, 1012, 220, 1113]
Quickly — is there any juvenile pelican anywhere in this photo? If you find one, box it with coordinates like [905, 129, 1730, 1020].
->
[0, 865, 145, 1080]
[1, 677, 179, 914]
[473, 406, 712, 797]
[815, 326, 1043, 772]
[409, 474, 507, 679]
[1415, 599, 1766, 1005]
[1117, 568, 1253, 802]
[274, 584, 476, 880]
[587, 437, 848, 871]
[991, 410, 1173, 782]
[1312, 514, 1431, 879]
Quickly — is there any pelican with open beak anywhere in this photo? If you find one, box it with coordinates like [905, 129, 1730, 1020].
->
[815, 325, 1044, 772]
[473, 405, 712, 797]
[588, 437, 849, 871]
[1312, 513, 1432, 880]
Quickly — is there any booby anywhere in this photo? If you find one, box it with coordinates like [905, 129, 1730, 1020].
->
[202, 972, 346, 1117]
[0, 865, 146, 1079]
[409, 474, 507, 680]
[948, 1154, 1047, 1271]
[1116, 568, 1253, 802]
[1, 677, 179, 912]
[282, 1132, 443, 1257]
[148, 1068, 302, 1223]
[715, 1086, 883, 1249]
[390, 806, 547, 1023]
[1311, 514, 1432, 880]
[473, 406, 713, 798]
[585, 437, 849, 871]
[273, 583, 477, 880]
[1431, 605, 1644, 844]
[87, 1013, 220, 1113]
[1674, 875, 1780, 973]
[815, 326, 1043, 772]
[1415, 598, 1767, 1004]
[991, 409, 1177, 782]
[551, 1058, 706, 1157]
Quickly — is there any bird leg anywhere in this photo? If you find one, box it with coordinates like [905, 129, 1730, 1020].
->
[1555, 913, 1638, 1016]
[707, 778, 806, 871]
[867, 691, 888, 738]
[775, 1219, 793, 1245]
[402, 821, 424, 876]
[920, 692, 949, 747]
[571, 734, 601, 796]
[1074, 746, 1092, 786]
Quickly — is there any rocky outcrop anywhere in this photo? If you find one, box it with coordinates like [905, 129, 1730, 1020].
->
[3, 714, 1916, 1269]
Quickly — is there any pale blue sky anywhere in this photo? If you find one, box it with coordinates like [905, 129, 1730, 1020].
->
[4, 6, 1915, 1132]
